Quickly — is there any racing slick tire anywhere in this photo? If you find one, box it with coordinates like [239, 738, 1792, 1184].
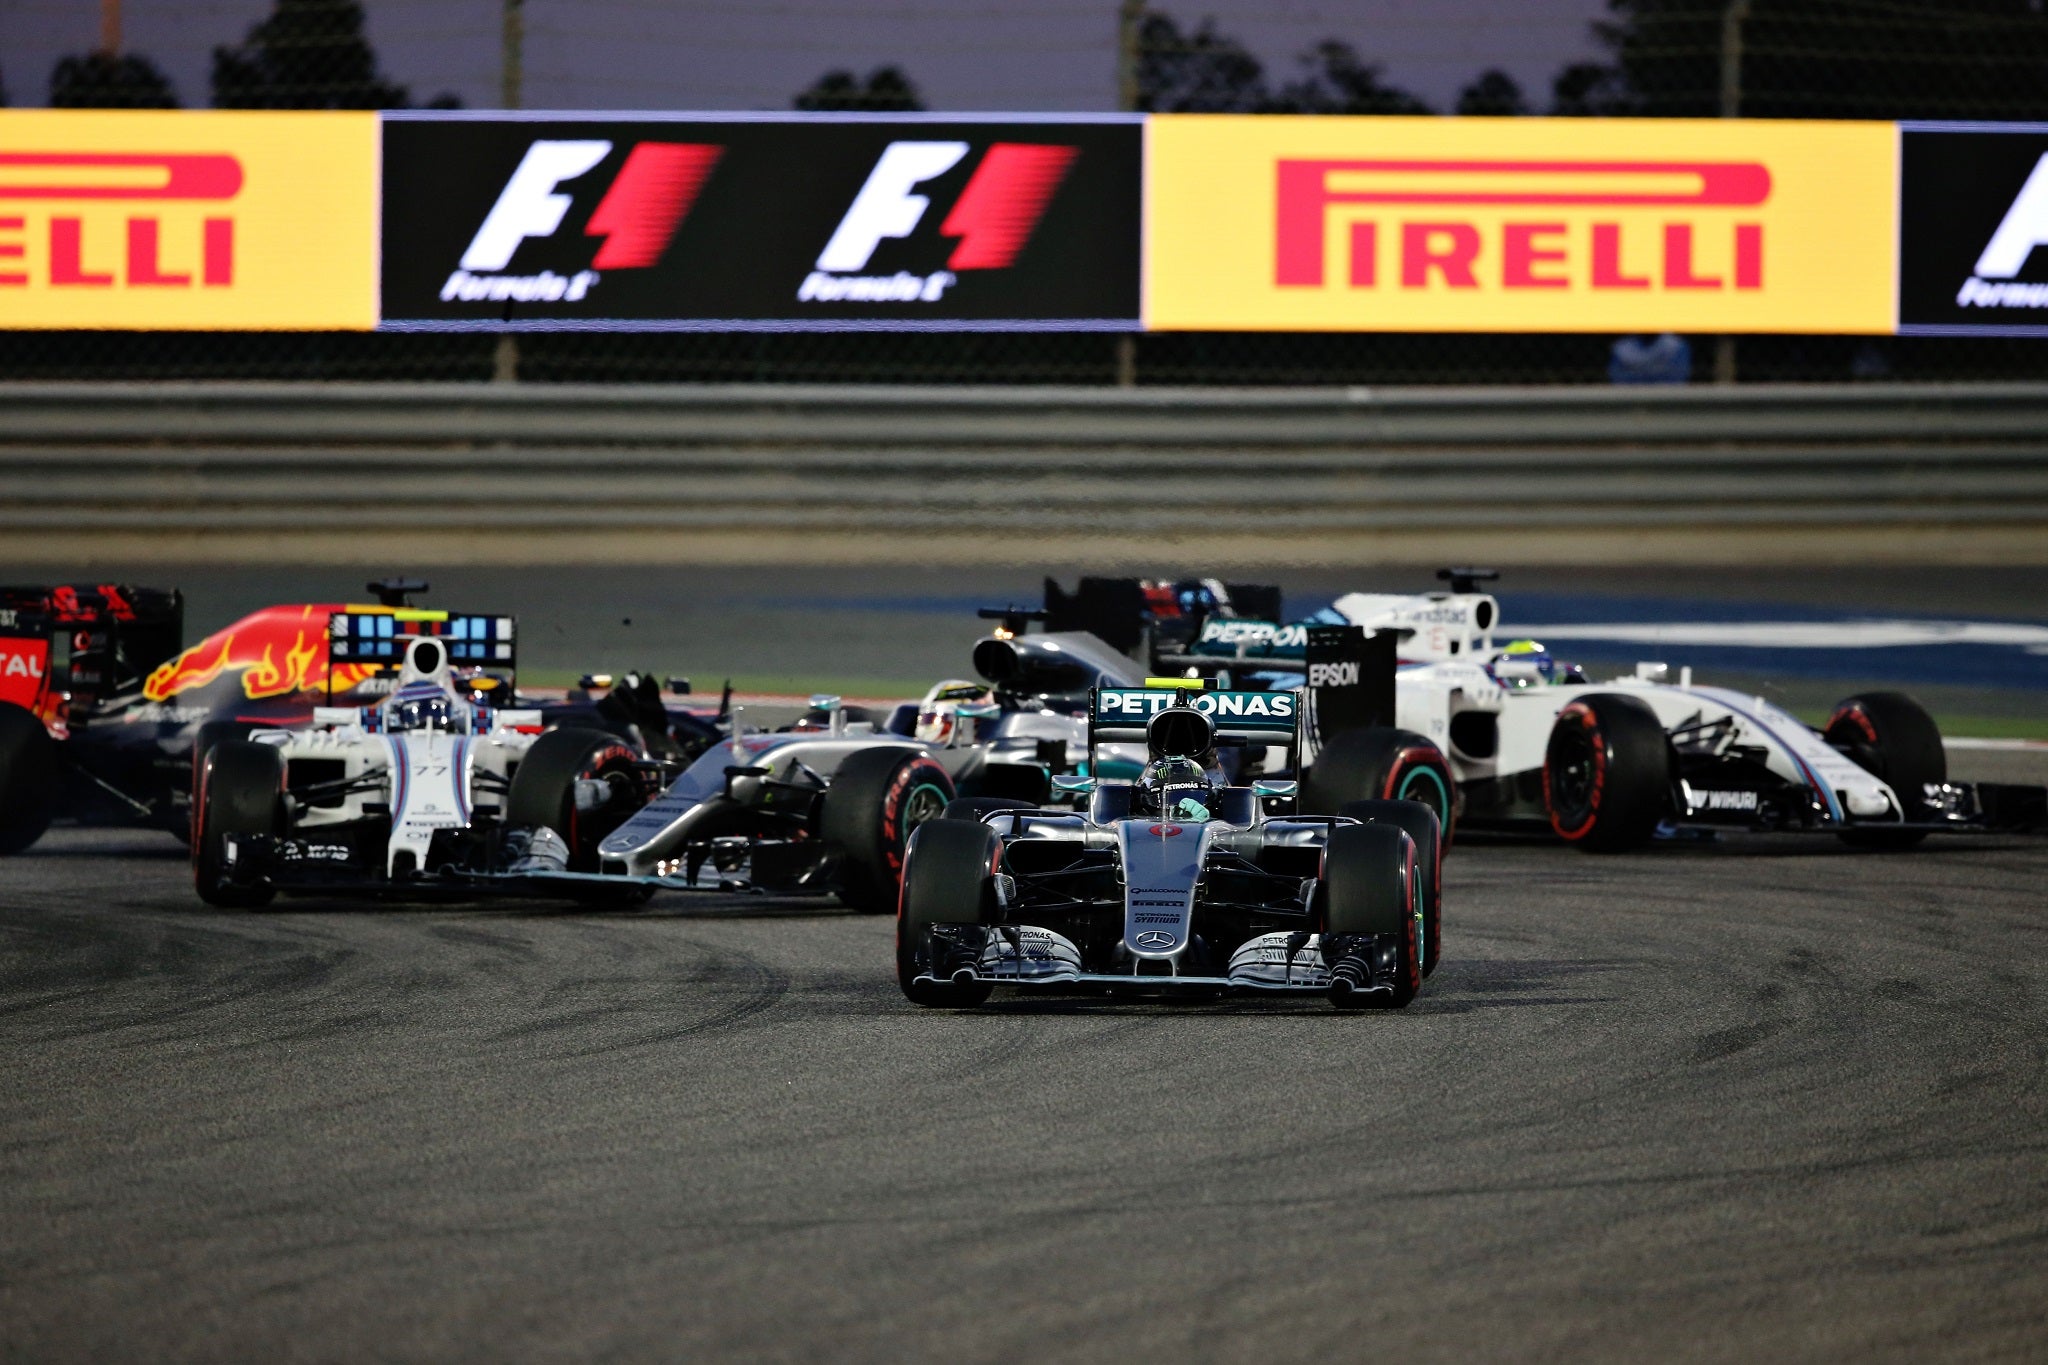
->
[1825, 691, 1945, 850]
[821, 747, 955, 914]
[193, 741, 284, 909]
[504, 728, 649, 899]
[184, 719, 259, 845]
[0, 702, 58, 856]
[896, 818, 999, 1008]
[942, 796, 1035, 824]
[1322, 821, 1420, 1010]
[1342, 799, 1443, 978]
[1543, 694, 1672, 853]
[1302, 727, 1459, 848]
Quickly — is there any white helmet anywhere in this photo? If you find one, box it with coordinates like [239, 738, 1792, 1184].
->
[915, 679, 991, 745]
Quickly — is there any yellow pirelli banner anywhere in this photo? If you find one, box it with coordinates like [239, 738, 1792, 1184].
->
[0, 111, 377, 329]
[1144, 115, 1898, 333]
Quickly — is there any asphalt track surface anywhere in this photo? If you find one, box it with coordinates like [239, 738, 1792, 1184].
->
[5, 745, 2047, 1363]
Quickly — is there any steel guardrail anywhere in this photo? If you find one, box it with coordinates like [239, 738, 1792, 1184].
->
[1, 382, 2043, 553]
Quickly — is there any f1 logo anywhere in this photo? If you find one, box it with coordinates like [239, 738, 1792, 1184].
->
[1975, 153, 2048, 278]
[460, 139, 721, 272]
[815, 140, 1078, 272]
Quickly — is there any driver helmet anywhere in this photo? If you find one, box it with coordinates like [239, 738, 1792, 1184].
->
[384, 683, 469, 733]
[915, 679, 991, 745]
[1137, 756, 1215, 822]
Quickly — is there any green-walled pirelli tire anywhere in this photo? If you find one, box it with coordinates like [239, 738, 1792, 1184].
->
[896, 817, 999, 1008]
[822, 747, 956, 913]
[1301, 727, 1458, 848]
[1341, 798, 1443, 978]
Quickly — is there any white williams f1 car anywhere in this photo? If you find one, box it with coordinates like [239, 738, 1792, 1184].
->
[895, 681, 1445, 1010]
[1160, 571, 2047, 851]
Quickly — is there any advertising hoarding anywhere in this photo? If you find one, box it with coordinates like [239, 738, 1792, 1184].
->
[0, 111, 377, 330]
[1898, 123, 2048, 337]
[379, 114, 1142, 330]
[1144, 115, 1897, 334]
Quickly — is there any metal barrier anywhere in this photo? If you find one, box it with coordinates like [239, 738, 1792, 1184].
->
[2, 382, 2044, 563]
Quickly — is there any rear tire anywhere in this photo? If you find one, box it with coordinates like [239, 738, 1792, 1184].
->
[897, 818, 998, 1007]
[1825, 691, 1944, 849]
[822, 747, 955, 913]
[0, 702, 57, 856]
[1343, 799, 1443, 978]
[1543, 694, 1671, 852]
[193, 741, 283, 908]
[1302, 727, 1458, 847]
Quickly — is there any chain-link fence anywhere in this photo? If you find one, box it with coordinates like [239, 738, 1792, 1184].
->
[10, 0, 2048, 385]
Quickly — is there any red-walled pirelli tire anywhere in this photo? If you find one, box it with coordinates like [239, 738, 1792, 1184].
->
[503, 727, 647, 871]
[1342, 798, 1443, 978]
[193, 741, 284, 909]
[896, 818, 999, 1008]
[823, 747, 956, 913]
[0, 702, 57, 856]
[1824, 691, 1945, 850]
[1322, 821, 1419, 1010]
[1302, 727, 1458, 849]
[1543, 694, 1672, 853]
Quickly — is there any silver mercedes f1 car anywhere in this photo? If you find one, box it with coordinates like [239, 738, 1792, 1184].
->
[895, 681, 1444, 1010]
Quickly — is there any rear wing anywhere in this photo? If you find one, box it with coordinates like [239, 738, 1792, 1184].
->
[1087, 685, 1301, 772]
[1151, 624, 1396, 752]
[327, 610, 516, 695]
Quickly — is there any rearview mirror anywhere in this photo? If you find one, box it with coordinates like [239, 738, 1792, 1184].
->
[1052, 775, 1096, 794]
[1250, 779, 1298, 798]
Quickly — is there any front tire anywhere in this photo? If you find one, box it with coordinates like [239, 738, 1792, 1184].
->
[1825, 691, 1944, 849]
[193, 741, 283, 908]
[1302, 727, 1458, 847]
[821, 747, 955, 913]
[1342, 799, 1443, 978]
[503, 727, 645, 872]
[1543, 694, 1671, 852]
[0, 702, 57, 856]
[1322, 821, 1419, 1010]
[897, 818, 999, 1007]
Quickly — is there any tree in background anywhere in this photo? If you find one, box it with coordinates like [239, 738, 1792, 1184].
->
[1131, 14, 1431, 113]
[1131, 13, 1268, 111]
[1277, 40, 1434, 114]
[1455, 68, 1528, 116]
[212, 0, 454, 109]
[50, 51, 179, 108]
[1588, 0, 2048, 119]
[1548, 60, 1626, 115]
[794, 66, 925, 112]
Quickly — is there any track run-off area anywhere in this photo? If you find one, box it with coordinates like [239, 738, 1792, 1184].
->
[3, 564, 2046, 1360]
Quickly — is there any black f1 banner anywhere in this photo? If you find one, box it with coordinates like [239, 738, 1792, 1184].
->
[378, 115, 1140, 330]
[1899, 123, 2048, 337]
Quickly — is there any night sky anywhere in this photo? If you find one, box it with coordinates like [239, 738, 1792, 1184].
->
[2, 0, 1608, 113]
